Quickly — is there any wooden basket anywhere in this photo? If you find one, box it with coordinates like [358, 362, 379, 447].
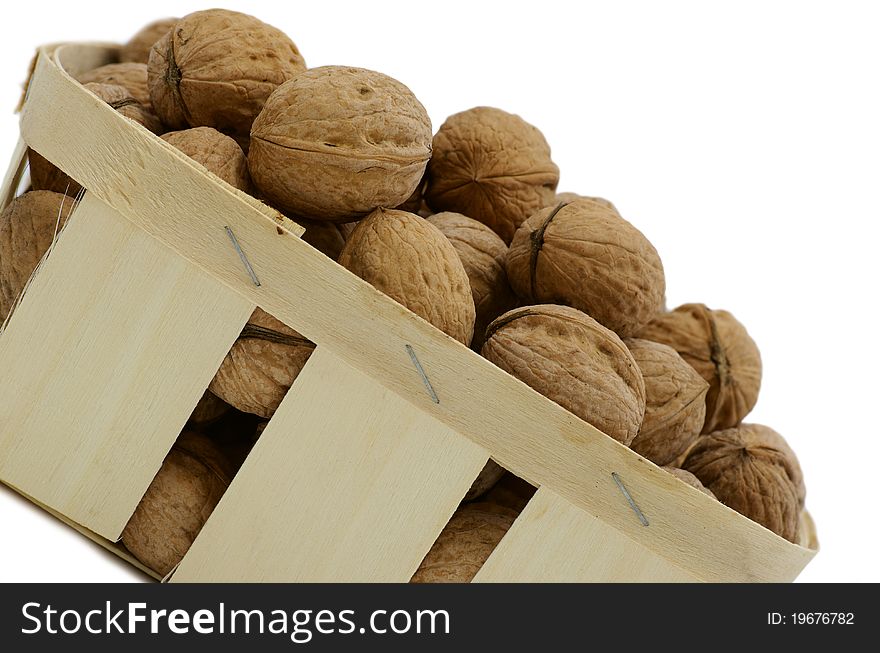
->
[0, 43, 817, 582]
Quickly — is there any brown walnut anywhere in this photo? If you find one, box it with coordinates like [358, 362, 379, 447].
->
[209, 308, 315, 418]
[683, 424, 802, 542]
[425, 107, 559, 244]
[338, 208, 475, 345]
[84, 82, 163, 134]
[506, 198, 665, 337]
[120, 17, 179, 64]
[78, 63, 152, 111]
[482, 305, 646, 445]
[121, 432, 231, 576]
[662, 466, 716, 498]
[411, 502, 517, 583]
[637, 303, 762, 433]
[624, 338, 708, 465]
[148, 9, 305, 138]
[464, 460, 507, 502]
[249, 66, 431, 222]
[427, 212, 518, 350]
[161, 127, 250, 192]
[27, 149, 82, 196]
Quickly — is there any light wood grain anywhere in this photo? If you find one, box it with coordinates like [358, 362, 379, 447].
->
[172, 348, 488, 582]
[475, 486, 699, 582]
[0, 137, 28, 211]
[0, 193, 254, 539]
[9, 43, 817, 581]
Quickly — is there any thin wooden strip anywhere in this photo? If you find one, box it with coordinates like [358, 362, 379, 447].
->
[475, 487, 699, 583]
[1, 480, 161, 581]
[0, 137, 28, 211]
[19, 43, 815, 582]
[0, 193, 254, 539]
[172, 348, 487, 582]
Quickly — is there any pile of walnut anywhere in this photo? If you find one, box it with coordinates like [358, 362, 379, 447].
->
[0, 9, 815, 580]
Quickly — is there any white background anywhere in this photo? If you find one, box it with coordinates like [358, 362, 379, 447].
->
[0, 0, 877, 582]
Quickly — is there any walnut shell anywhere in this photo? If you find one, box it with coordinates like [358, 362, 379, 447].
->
[209, 308, 315, 418]
[121, 432, 231, 576]
[683, 424, 801, 542]
[161, 127, 250, 192]
[425, 107, 559, 244]
[637, 303, 762, 433]
[411, 502, 517, 583]
[427, 212, 518, 350]
[120, 17, 178, 64]
[249, 66, 432, 222]
[464, 459, 506, 502]
[27, 149, 82, 196]
[483, 473, 537, 514]
[78, 63, 152, 111]
[84, 82, 163, 134]
[662, 466, 716, 498]
[625, 338, 708, 465]
[0, 191, 76, 321]
[761, 424, 806, 507]
[338, 208, 475, 345]
[482, 305, 646, 445]
[148, 9, 305, 138]
[187, 390, 232, 428]
[299, 219, 354, 260]
[506, 198, 665, 337]
[554, 192, 618, 214]
[394, 178, 426, 213]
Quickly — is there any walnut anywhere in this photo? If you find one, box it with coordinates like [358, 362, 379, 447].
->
[624, 338, 708, 465]
[506, 198, 665, 337]
[209, 308, 315, 418]
[482, 305, 645, 445]
[683, 424, 802, 542]
[27, 149, 81, 196]
[120, 17, 178, 64]
[338, 208, 475, 345]
[249, 66, 431, 222]
[662, 466, 716, 498]
[186, 391, 232, 428]
[121, 432, 231, 576]
[394, 177, 427, 214]
[84, 82, 163, 134]
[148, 9, 305, 138]
[425, 107, 559, 244]
[463, 460, 506, 502]
[482, 473, 537, 514]
[637, 303, 762, 433]
[78, 63, 152, 111]
[411, 502, 517, 583]
[0, 191, 76, 321]
[427, 212, 518, 350]
[298, 219, 355, 260]
[161, 127, 250, 192]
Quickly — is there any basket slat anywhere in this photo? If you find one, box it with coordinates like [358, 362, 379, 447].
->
[171, 348, 488, 582]
[0, 137, 28, 211]
[0, 194, 254, 539]
[475, 487, 699, 582]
